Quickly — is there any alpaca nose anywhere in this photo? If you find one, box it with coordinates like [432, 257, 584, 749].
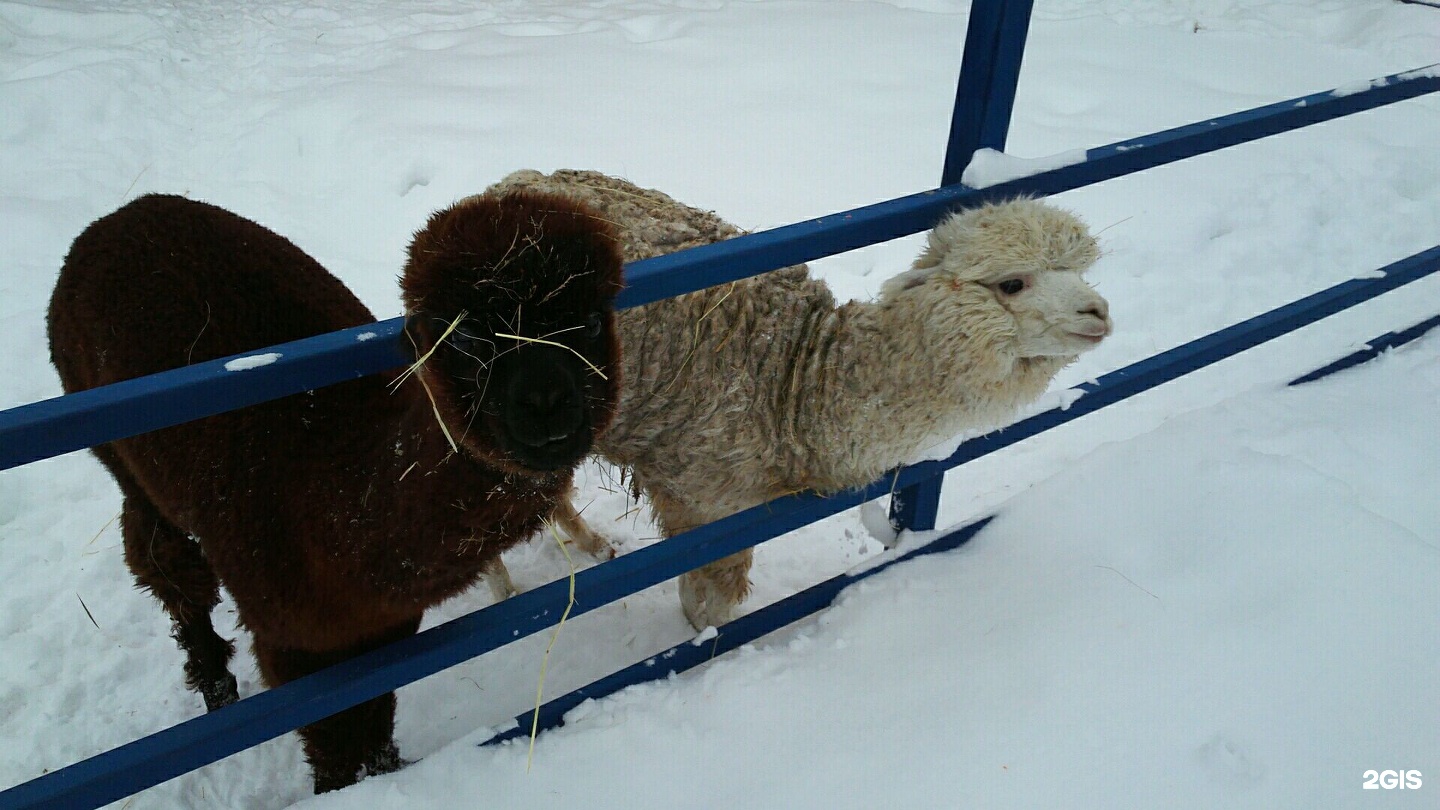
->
[518, 386, 580, 441]
[1070, 296, 1112, 340]
[519, 386, 571, 413]
[1079, 298, 1109, 321]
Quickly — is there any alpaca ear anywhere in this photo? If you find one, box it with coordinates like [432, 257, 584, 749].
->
[879, 261, 945, 300]
[403, 310, 437, 352]
[881, 220, 959, 300]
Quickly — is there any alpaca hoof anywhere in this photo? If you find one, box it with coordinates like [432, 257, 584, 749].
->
[485, 558, 518, 602]
[679, 578, 736, 631]
[200, 673, 239, 712]
[365, 741, 411, 778]
[311, 742, 410, 794]
[559, 517, 617, 560]
[313, 768, 359, 794]
[575, 531, 617, 561]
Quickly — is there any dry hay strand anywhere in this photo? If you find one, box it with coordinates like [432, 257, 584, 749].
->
[493, 330, 608, 380]
[527, 519, 577, 772]
[659, 281, 739, 395]
[395, 311, 468, 454]
[86, 510, 121, 547]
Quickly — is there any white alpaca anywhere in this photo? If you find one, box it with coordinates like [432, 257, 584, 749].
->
[490, 169, 1112, 629]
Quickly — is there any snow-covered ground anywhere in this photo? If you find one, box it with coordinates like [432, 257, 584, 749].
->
[2, 1, 1438, 808]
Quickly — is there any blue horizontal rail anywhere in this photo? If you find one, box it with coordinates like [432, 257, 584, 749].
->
[0, 322, 410, 471]
[488, 516, 998, 746]
[0, 457, 940, 810]
[615, 63, 1440, 306]
[924, 245, 1440, 470]
[7, 240, 1437, 810]
[2, 63, 1436, 474]
[1288, 312, 1440, 385]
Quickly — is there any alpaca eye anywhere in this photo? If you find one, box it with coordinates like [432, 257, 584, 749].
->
[585, 312, 603, 338]
[996, 278, 1026, 295]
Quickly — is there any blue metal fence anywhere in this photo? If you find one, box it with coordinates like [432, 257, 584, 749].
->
[1, 2, 1437, 807]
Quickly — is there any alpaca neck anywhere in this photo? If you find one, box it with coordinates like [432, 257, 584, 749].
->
[385, 381, 563, 558]
[788, 295, 1069, 491]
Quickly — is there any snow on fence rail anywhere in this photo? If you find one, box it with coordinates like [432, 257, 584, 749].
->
[1, 2, 1438, 807]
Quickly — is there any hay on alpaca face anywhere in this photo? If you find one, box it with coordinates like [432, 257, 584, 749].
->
[46, 189, 623, 793]
[493, 169, 1110, 631]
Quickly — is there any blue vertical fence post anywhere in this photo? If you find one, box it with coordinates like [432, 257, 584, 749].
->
[892, 0, 1034, 533]
[940, 0, 1035, 185]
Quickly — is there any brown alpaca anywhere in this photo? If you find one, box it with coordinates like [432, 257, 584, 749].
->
[46, 192, 623, 793]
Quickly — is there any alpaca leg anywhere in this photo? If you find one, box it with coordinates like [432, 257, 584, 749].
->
[485, 556, 517, 602]
[552, 494, 616, 559]
[679, 549, 754, 630]
[650, 492, 753, 630]
[253, 618, 422, 794]
[117, 480, 238, 711]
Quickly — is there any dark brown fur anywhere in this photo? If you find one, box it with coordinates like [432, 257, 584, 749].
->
[47, 192, 622, 792]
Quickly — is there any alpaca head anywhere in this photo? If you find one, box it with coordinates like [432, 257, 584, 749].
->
[881, 198, 1111, 359]
[401, 189, 624, 475]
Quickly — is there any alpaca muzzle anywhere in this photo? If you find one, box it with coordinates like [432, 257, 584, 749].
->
[496, 344, 593, 470]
